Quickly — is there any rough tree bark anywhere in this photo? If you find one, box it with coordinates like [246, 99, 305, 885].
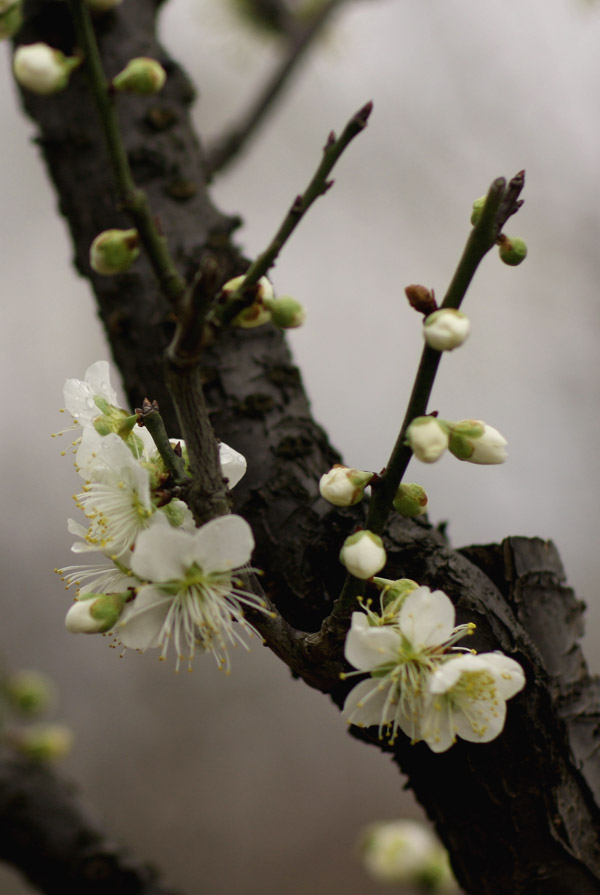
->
[6, 1, 600, 893]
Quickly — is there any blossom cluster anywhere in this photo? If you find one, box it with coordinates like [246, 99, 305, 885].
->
[56, 361, 266, 671]
[342, 583, 524, 752]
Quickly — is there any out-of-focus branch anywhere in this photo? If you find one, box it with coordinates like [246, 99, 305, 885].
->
[205, 0, 352, 177]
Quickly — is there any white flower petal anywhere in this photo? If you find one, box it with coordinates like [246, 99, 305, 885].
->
[343, 678, 392, 728]
[399, 587, 456, 647]
[219, 442, 247, 489]
[345, 612, 400, 671]
[186, 515, 254, 574]
[479, 652, 525, 699]
[131, 518, 190, 582]
[117, 587, 169, 650]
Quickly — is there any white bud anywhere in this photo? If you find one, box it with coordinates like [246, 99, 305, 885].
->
[423, 309, 470, 351]
[448, 419, 507, 465]
[360, 820, 458, 891]
[13, 43, 78, 95]
[113, 57, 166, 95]
[406, 417, 449, 463]
[319, 465, 373, 507]
[340, 530, 386, 579]
[222, 275, 274, 328]
[66, 593, 127, 634]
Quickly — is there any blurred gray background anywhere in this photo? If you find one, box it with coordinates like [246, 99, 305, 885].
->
[1, 0, 600, 892]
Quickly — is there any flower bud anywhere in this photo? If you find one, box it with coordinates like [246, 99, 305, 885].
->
[66, 592, 128, 634]
[112, 57, 166, 95]
[406, 417, 449, 463]
[373, 577, 420, 617]
[264, 296, 306, 329]
[319, 465, 373, 507]
[498, 235, 527, 266]
[448, 419, 507, 464]
[470, 196, 486, 226]
[222, 275, 274, 328]
[340, 530, 386, 579]
[0, 2, 22, 40]
[392, 483, 428, 517]
[423, 309, 470, 352]
[360, 820, 458, 891]
[12, 724, 73, 762]
[5, 671, 57, 716]
[405, 284, 437, 315]
[13, 43, 79, 95]
[90, 228, 140, 275]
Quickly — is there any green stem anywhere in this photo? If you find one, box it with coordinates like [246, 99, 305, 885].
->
[330, 173, 524, 623]
[215, 101, 373, 326]
[138, 403, 189, 485]
[68, 0, 186, 307]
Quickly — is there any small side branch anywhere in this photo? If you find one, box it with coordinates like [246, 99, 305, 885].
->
[205, 0, 352, 177]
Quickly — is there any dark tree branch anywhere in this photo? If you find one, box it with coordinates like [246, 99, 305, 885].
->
[10, 1, 600, 893]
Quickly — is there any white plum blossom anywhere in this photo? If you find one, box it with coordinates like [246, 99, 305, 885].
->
[342, 587, 475, 744]
[406, 417, 449, 463]
[423, 309, 470, 352]
[340, 530, 387, 580]
[421, 651, 525, 752]
[117, 514, 267, 671]
[319, 465, 373, 507]
[61, 360, 121, 431]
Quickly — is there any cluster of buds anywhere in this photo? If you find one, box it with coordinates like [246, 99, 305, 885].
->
[406, 416, 507, 465]
[2, 669, 73, 762]
[221, 275, 306, 330]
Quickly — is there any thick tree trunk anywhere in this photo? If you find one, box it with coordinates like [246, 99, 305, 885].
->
[9, 1, 600, 892]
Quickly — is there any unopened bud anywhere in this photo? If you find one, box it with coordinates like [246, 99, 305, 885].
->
[373, 577, 420, 617]
[319, 465, 373, 507]
[113, 57, 166, 94]
[448, 419, 507, 464]
[66, 592, 128, 634]
[423, 308, 470, 352]
[405, 284, 437, 316]
[0, 1, 22, 39]
[13, 43, 79, 95]
[360, 820, 458, 891]
[222, 275, 274, 328]
[406, 417, 449, 463]
[265, 296, 306, 329]
[498, 235, 527, 266]
[470, 196, 486, 226]
[12, 724, 73, 762]
[393, 483, 428, 517]
[90, 228, 140, 275]
[340, 530, 386, 580]
[5, 671, 57, 716]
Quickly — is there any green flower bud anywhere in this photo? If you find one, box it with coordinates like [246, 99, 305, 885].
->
[498, 235, 527, 266]
[5, 671, 57, 716]
[113, 57, 166, 95]
[470, 196, 486, 226]
[65, 592, 128, 634]
[12, 724, 73, 762]
[0, 2, 22, 40]
[90, 228, 140, 275]
[264, 296, 306, 329]
[373, 577, 420, 617]
[393, 483, 428, 517]
[13, 43, 80, 95]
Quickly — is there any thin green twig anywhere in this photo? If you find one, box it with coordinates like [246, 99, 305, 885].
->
[68, 0, 186, 307]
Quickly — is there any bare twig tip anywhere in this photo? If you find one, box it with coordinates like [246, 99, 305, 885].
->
[355, 101, 374, 126]
[325, 131, 336, 150]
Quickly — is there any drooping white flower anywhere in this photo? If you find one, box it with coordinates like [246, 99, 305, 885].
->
[448, 420, 507, 465]
[62, 360, 120, 429]
[342, 587, 474, 744]
[421, 651, 525, 752]
[423, 308, 470, 352]
[406, 417, 449, 463]
[319, 465, 373, 507]
[71, 432, 155, 557]
[339, 530, 387, 579]
[117, 514, 266, 671]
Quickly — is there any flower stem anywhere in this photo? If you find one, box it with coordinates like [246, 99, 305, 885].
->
[330, 173, 525, 625]
[137, 400, 189, 485]
[67, 0, 187, 307]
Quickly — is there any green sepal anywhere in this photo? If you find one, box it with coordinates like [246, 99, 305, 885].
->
[87, 592, 128, 632]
